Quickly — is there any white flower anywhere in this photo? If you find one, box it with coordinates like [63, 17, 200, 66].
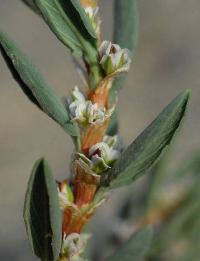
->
[86, 102, 105, 124]
[67, 87, 113, 126]
[62, 233, 91, 259]
[57, 180, 74, 210]
[69, 101, 87, 124]
[89, 141, 120, 168]
[85, 7, 101, 36]
[99, 41, 131, 75]
[77, 135, 121, 174]
[103, 135, 123, 151]
[72, 86, 86, 102]
[85, 7, 99, 19]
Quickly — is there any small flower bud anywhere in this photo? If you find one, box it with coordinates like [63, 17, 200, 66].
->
[85, 7, 101, 37]
[57, 180, 74, 210]
[71, 86, 85, 102]
[99, 41, 131, 75]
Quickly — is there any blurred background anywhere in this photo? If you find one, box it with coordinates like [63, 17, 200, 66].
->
[0, 0, 200, 260]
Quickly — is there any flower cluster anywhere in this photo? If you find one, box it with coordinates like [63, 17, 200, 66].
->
[57, 3, 132, 260]
[77, 135, 122, 174]
[99, 41, 131, 76]
[67, 86, 113, 126]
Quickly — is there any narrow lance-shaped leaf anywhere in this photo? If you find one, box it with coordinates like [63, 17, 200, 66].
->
[21, 1, 96, 39]
[110, 0, 139, 104]
[35, 0, 97, 57]
[0, 32, 78, 136]
[23, 158, 62, 261]
[35, 0, 81, 56]
[35, 0, 102, 88]
[102, 90, 190, 189]
[106, 226, 153, 261]
[106, 109, 119, 136]
[114, 0, 139, 52]
[21, 0, 41, 14]
[70, 0, 97, 39]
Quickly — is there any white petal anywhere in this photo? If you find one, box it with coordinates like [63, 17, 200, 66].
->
[91, 154, 110, 172]
[99, 40, 112, 58]
[72, 86, 86, 102]
[103, 135, 118, 147]
[110, 43, 121, 53]
[76, 152, 92, 167]
[107, 149, 120, 162]
[110, 49, 124, 67]
[63, 233, 84, 257]
[84, 7, 93, 17]
[89, 142, 108, 157]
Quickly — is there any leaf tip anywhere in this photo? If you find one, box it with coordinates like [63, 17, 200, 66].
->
[185, 88, 192, 99]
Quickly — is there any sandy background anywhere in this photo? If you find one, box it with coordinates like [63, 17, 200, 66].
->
[0, 0, 200, 260]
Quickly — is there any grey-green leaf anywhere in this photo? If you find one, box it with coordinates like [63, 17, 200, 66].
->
[114, 0, 139, 51]
[110, 0, 139, 104]
[35, 0, 102, 89]
[102, 90, 190, 189]
[35, 0, 96, 57]
[21, 0, 41, 14]
[106, 226, 153, 261]
[0, 32, 78, 136]
[23, 158, 62, 261]
[35, 0, 82, 56]
[70, 0, 96, 39]
[106, 109, 119, 136]
[22, 0, 97, 40]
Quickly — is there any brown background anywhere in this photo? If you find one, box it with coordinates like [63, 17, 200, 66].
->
[0, 0, 200, 260]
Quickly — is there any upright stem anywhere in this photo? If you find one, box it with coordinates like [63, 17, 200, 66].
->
[89, 63, 102, 89]
[83, 44, 103, 90]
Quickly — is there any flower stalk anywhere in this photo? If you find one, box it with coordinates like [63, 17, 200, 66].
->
[55, 3, 133, 258]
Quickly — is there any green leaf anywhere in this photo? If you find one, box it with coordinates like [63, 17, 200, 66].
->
[35, 0, 102, 88]
[110, 0, 139, 104]
[101, 90, 190, 189]
[114, 0, 139, 52]
[23, 158, 62, 261]
[35, 0, 81, 56]
[21, 0, 41, 14]
[22, 0, 97, 50]
[70, 0, 96, 39]
[106, 109, 119, 136]
[106, 226, 153, 261]
[35, 0, 96, 57]
[0, 32, 78, 136]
